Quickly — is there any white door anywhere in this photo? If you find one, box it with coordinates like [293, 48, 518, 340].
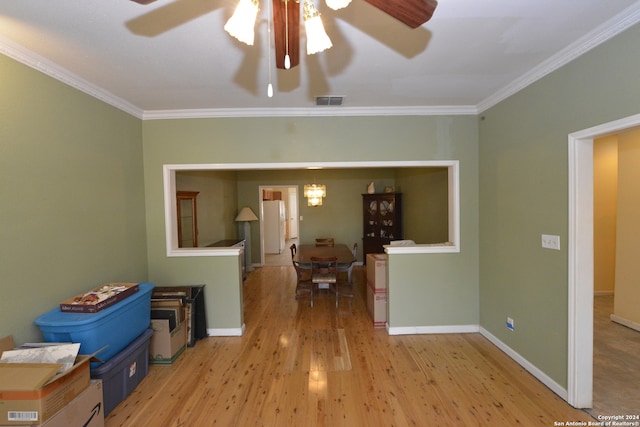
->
[288, 190, 298, 238]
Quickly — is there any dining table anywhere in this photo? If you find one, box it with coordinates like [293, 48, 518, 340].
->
[293, 244, 356, 294]
[293, 244, 356, 265]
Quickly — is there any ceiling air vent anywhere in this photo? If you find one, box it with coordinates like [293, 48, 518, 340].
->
[315, 96, 344, 106]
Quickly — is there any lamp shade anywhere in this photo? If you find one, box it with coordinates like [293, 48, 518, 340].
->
[224, 0, 260, 46]
[303, 0, 333, 55]
[326, 0, 351, 10]
[235, 207, 259, 222]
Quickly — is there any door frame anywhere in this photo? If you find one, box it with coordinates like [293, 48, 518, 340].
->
[258, 185, 299, 265]
[567, 112, 640, 407]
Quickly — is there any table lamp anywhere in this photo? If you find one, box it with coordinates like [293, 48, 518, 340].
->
[235, 207, 258, 272]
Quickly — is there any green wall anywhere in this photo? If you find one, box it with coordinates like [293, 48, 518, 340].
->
[0, 55, 148, 344]
[4, 18, 637, 395]
[176, 170, 239, 246]
[236, 168, 396, 264]
[142, 115, 480, 333]
[478, 23, 640, 387]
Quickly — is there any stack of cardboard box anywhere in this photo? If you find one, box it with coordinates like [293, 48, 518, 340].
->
[149, 291, 188, 364]
[0, 336, 104, 427]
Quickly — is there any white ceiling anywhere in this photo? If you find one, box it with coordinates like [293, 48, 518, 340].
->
[1, 0, 639, 119]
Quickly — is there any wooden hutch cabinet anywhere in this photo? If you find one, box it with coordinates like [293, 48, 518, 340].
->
[362, 193, 403, 263]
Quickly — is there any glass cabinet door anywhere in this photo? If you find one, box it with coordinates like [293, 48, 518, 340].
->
[177, 191, 199, 248]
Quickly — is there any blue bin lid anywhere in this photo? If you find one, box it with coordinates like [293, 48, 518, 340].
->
[35, 282, 154, 326]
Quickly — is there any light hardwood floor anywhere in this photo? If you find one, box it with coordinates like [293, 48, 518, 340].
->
[106, 266, 594, 426]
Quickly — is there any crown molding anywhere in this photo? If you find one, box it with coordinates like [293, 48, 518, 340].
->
[3, 3, 640, 120]
[477, 2, 640, 113]
[141, 105, 478, 120]
[0, 34, 144, 119]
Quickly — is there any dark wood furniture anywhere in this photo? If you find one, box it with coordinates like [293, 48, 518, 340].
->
[362, 193, 403, 264]
[293, 244, 356, 265]
[177, 191, 199, 248]
[311, 256, 339, 308]
[315, 237, 335, 247]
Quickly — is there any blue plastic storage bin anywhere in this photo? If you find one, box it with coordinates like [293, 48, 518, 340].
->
[91, 328, 153, 416]
[35, 282, 154, 364]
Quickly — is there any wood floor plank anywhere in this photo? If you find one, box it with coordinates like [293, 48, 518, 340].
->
[106, 266, 594, 426]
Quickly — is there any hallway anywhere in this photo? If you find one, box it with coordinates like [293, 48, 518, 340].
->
[264, 238, 298, 266]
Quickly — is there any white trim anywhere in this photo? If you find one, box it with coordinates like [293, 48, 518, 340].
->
[168, 248, 242, 257]
[386, 324, 479, 335]
[0, 34, 144, 119]
[479, 327, 568, 400]
[385, 323, 568, 401]
[207, 324, 246, 337]
[164, 160, 455, 171]
[567, 112, 640, 408]
[385, 244, 458, 255]
[142, 106, 478, 120]
[3, 3, 639, 120]
[164, 160, 460, 257]
[567, 132, 594, 408]
[478, 2, 640, 113]
[610, 314, 640, 333]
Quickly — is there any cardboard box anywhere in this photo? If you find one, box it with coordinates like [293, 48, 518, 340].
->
[149, 320, 186, 365]
[39, 380, 104, 427]
[60, 283, 139, 313]
[366, 283, 387, 327]
[366, 253, 387, 292]
[0, 337, 92, 426]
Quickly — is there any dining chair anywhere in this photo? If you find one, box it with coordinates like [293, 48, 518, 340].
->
[291, 243, 313, 306]
[338, 243, 357, 296]
[315, 237, 335, 247]
[293, 260, 314, 307]
[311, 256, 339, 307]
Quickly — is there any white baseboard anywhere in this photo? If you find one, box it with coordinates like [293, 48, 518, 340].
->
[207, 323, 246, 337]
[386, 324, 479, 335]
[385, 323, 568, 401]
[479, 327, 568, 400]
[610, 314, 640, 332]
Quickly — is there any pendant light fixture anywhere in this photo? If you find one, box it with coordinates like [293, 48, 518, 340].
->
[325, 0, 351, 10]
[303, 0, 333, 55]
[224, 0, 260, 45]
[304, 184, 327, 207]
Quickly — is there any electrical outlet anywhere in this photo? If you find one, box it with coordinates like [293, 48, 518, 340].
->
[541, 234, 560, 250]
[506, 317, 515, 331]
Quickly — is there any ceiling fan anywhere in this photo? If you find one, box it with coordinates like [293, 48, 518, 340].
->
[130, 0, 437, 70]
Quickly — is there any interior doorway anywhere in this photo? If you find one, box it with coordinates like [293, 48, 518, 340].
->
[258, 185, 300, 266]
[567, 112, 640, 408]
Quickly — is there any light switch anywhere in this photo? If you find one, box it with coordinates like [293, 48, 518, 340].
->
[541, 234, 560, 250]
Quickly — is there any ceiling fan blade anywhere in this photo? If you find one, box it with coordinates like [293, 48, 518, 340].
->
[130, 0, 157, 4]
[272, 0, 300, 69]
[364, 0, 437, 28]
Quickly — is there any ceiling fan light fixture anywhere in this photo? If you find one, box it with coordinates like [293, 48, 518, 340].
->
[303, 0, 333, 55]
[325, 0, 351, 10]
[224, 0, 260, 46]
